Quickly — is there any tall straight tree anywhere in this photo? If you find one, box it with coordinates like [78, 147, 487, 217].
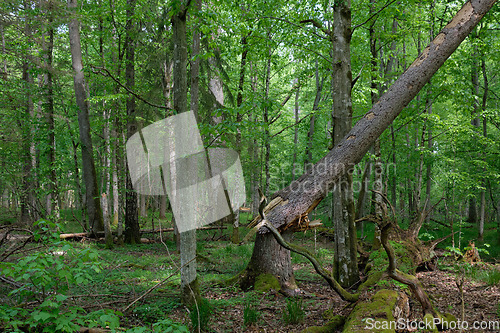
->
[330, 0, 359, 288]
[68, 0, 104, 234]
[124, 0, 141, 244]
[172, 0, 200, 305]
[45, 2, 59, 219]
[20, 6, 35, 225]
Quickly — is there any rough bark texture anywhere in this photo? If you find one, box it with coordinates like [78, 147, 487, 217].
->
[172, 1, 200, 305]
[124, 0, 140, 244]
[241, 231, 299, 296]
[331, 0, 359, 288]
[68, 0, 104, 234]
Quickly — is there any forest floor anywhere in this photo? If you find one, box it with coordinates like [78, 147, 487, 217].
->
[1, 213, 499, 332]
[164, 253, 500, 332]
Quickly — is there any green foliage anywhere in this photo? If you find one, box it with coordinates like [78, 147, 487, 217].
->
[368, 241, 415, 274]
[0, 221, 102, 303]
[463, 265, 500, 286]
[282, 297, 305, 325]
[189, 298, 213, 332]
[151, 319, 189, 333]
[243, 292, 260, 327]
[133, 303, 168, 324]
[85, 309, 122, 330]
[243, 304, 260, 327]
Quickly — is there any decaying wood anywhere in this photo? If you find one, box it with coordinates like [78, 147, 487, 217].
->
[59, 225, 226, 240]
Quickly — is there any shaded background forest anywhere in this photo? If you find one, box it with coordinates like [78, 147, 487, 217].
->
[1, 0, 499, 248]
[1, 0, 500, 331]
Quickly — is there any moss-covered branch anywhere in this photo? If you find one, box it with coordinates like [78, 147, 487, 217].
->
[260, 219, 359, 302]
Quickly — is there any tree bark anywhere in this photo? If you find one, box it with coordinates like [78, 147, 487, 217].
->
[124, 0, 141, 244]
[241, 230, 299, 296]
[232, 32, 249, 244]
[304, 60, 323, 174]
[478, 56, 488, 241]
[331, 0, 359, 288]
[292, 78, 299, 180]
[45, 6, 59, 219]
[172, 1, 200, 305]
[20, 12, 34, 225]
[68, 0, 104, 234]
[245, 0, 496, 290]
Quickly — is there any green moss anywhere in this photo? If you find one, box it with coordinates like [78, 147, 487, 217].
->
[369, 241, 416, 274]
[358, 271, 385, 291]
[301, 315, 344, 333]
[422, 313, 438, 332]
[254, 273, 281, 293]
[435, 312, 457, 331]
[343, 289, 399, 333]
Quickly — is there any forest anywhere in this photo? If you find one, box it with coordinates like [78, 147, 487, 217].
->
[0, 0, 500, 331]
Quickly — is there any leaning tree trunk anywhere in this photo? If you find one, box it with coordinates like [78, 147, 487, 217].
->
[243, 0, 497, 292]
[68, 0, 104, 234]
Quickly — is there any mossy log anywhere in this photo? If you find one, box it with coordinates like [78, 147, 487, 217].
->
[342, 289, 409, 333]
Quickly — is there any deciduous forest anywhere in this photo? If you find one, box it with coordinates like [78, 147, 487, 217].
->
[0, 0, 499, 332]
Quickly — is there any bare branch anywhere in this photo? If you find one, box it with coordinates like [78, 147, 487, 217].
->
[91, 66, 173, 112]
[271, 112, 313, 138]
[352, 0, 398, 33]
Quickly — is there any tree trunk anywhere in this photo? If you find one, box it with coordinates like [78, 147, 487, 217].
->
[478, 57, 488, 241]
[172, 2, 200, 305]
[20, 12, 34, 225]
[292, 79, 299, 180]
[304, 60, 323, 174]
[369, 2, 383, 251]
[244, 0, 496, 292]
[250, 64, 260, 216]
[331, 0, 359, 288]
[468, 27, 480, 226]
[68, 0, 104, 234]
[232, 32, 249, 244]
[241, 231, 299, 296]
[190, 0, 201, 121]
[124, 0, 141, 244]
[45, 7, 59, 219]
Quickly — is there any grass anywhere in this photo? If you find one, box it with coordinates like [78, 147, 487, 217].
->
[462, 265, 500, 286]
[282, 297, 305, 325]
[243, 303, 260, 327]
[190, 298, 213, 332]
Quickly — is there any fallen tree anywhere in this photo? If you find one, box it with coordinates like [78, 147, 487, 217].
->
[241, 0, 498, 298]
[59, 226, 226, 240]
